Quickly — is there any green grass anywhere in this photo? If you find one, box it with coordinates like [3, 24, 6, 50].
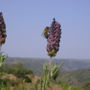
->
[0, 83, 83, 90]
[59, 83, 83, 90]
[0, 83, 35, 90]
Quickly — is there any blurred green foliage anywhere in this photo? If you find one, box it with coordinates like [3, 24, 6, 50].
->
[83, 83, 90, 90]
[0, 53, 7, 67]
[0, 63, 33, 77]
[0, 63, 34, 88]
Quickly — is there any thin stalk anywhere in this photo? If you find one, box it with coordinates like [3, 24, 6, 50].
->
[49, 57, 52, 66]
[0, 44, 2, 67]
[0, 44, 2, 54]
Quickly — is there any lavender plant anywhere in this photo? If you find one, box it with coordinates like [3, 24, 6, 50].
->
[39, 18, 62, 90]
[0, 12, 7, 67]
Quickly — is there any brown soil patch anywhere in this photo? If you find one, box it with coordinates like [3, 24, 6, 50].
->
[1, 74, 17, 80]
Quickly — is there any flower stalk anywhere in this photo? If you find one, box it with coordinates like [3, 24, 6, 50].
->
[39, 18, 62, 90]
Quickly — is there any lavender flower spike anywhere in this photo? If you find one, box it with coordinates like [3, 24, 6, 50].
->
[47, 18, 61, 57]
[0, 12, 7, 45]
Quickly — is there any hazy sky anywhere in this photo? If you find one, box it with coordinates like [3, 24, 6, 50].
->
[0, 0, 90, 59]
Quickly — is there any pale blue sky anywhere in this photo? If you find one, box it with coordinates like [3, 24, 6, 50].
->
[0, 0, 90, 59]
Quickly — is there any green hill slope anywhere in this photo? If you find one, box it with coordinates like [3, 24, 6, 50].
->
[57, 69, 90, 87]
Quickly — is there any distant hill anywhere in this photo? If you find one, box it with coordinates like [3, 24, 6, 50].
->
[57, 69, 90, 87]
[5, 57, 90, 75]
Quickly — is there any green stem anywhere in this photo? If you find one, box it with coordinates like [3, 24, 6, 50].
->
[49, 57, 52, 66]
[0, 44, 2, 67]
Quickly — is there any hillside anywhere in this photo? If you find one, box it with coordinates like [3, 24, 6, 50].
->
[4, 57, 90, 89]
[0, 62, 83, 90]
[57, 69, 90, 87]
[5, 57, 90, 75]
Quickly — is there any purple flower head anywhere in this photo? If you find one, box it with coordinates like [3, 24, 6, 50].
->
[47, 18, 61, 57]
[0, 12, 7, 45]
